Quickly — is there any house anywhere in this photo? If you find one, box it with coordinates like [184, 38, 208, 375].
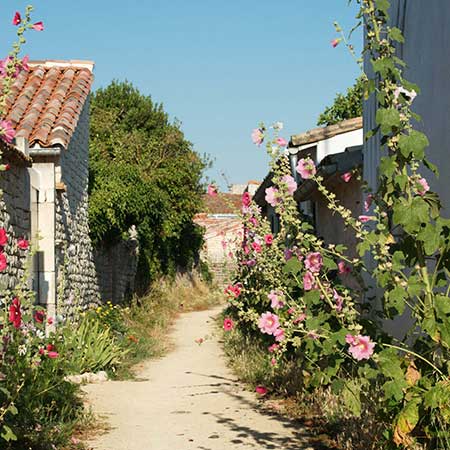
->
[194, 184, 256, 285]
[253, 117, 363, 256]
[2, 60, 100, 323]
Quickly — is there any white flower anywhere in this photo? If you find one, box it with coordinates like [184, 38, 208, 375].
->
[18, 345, 27, 356]
[272, 121, 284, 131]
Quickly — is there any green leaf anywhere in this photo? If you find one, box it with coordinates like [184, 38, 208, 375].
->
[342, 380, 362, 417]
[283, 257, 302, 275]
[379, 156, 398, 177]
[383, 379, 407, 402]
[322, 256, 337, 271]
[398, 130, 429, 159]
[1, 425, 17, 442]
[303, 290, 321, 306]
[376, 108, 401, 134]
[385, 287, 407, 315]
[417, 223, 441, 255]
[378, 348, 404, 380]
[393, 197, 430, 234]
[389, 27, 405, 43]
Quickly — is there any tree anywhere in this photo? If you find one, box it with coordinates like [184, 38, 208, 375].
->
[317, 76, 364, 126]
[89, 81, 205, 292]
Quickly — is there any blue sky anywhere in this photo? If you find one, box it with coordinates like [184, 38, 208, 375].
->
[2, 1, 362, 190]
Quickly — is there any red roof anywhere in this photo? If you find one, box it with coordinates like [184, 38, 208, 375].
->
[202, 193, 242, 214]
[5, 60, 94, 148]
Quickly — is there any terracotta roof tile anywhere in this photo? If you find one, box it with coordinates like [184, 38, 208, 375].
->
[4, 60, 94, 148]
[202, 193, 242, 214]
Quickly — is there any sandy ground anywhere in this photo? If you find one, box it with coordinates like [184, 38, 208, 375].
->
[82, 307, 319, 450]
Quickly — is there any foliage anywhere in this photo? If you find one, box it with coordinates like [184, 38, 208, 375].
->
[317, 76, 364, 126]
[88, 81, 206, 291]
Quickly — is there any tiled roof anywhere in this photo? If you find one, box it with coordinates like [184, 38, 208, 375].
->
[0, 140, 32, 167]
[194, 214, 242, 240]
[202, 193, 242, 214]
[4, 60, 94, 148]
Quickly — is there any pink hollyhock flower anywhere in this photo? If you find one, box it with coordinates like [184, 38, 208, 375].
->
[303, 271, 315, 291]
[296, 157, 316, 179]
[271, 357, 277, 366]
[333, 290, 344, 312]
[268, 290, 284, 309]
[293, 313, 306, 324]
[0, 228, 7, 246]
[244, 259, 256, 267]
[47, 317, 54, 325]
[34, 309, 45, 324]
[224, 284, 241, 298]
[251, 128, 264, 146]
[243, 244, 250, 254]
[258, 312, 280, 335]
[207, 184, 218, 196]
[242, 191, 251, 207]
[281, 174, 297, 195]
[9, 298, 21, 329]
[249, 216, 258, 227]
[268, 343, 279, 353]
[346, 334, 375, 361]
[252, 241, 262, 253]
[304, 252, 323, 273]
[20, 55, 30, 72]
[287, 307, 295, 315]
[223, 318, 234, 331]
[0, 253, 7, 272]
[358, 215, 374, 223]
[0, 120, 16, 144]
[264, 234, 273, 245]
[338, 261, 351, 274]
[12, 12, 21, 25]
[274, 328, 285, 342]
[341, 172, 352, 182]
[394, 86, 417, 103]
[276, 137, 288, 147]
[32, 21, 44, 31]
[47, 351, 59, 359]
[17, 238, 29, 250]
[284, 248, 293, 261]
[195, 337, 204, 345]
[417, 178, 430, 196]
[255, 385, 268, 395]
[364, 194, 373, 212]
[331, 38, 341, 48]
[265, 187, 279, 207]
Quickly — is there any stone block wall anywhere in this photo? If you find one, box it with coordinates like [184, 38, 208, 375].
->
[0, 158, 31, 293]
[55, 99, 100, 315]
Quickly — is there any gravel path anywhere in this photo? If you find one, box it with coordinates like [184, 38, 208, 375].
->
[82, 307, 319, 450]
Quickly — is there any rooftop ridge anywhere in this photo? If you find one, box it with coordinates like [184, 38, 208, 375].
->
[28, 60, 95, 72]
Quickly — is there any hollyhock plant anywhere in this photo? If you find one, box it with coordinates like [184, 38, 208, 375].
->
[296, 157, 316, 179]
[304, 252, 323, 273]
[255, 386, 268, 396]
[281, 174, 297, 195]
[358, 215, 374, 223]
[268, 343, 279, 353]
[417, 178, 430, 196]
[333, 290, 344, 312]
[242, 191, 251, 207]
[364, 194, 373, 212]
[0, 120, 16, 144]
[265, 187, 279, 207]
[331, 38, 341, 48]
[252, 241, 262, 253]
[224, 284, 241, 298]
[9, 298, 22, 329]
[264, 234, 273, 245]
[207, 184, 218, 197]
[249, 216, 258, 227]
[276, 137, 288, 147]
[345, 334, 375, 361]
[284, 248, 293, 260]
[268, 290, 284, 309]
[258, 312, 280, 335]
[341, 172, 352, 182]
[33, 309, 45, 324]
[338, 261, 351, 275]
[251, 128, 264, 146]
[0, 228, 7, 246]
[17, 238, 29, 250]
[0, 253, 7, 272]
[394, 86, 417, 103]
[244, 259, 256, 267]
[303, 271, 315, 291]
[223, 318, 234, 331]
[12, 12, 21, 25]
[32, 21, 44, 31]
[274, 328, 285, 342]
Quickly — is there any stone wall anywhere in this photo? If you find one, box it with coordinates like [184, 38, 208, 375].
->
[55, 99, 100, 315]
[0, 153, 31, 293]
[94, 228, 139, 304]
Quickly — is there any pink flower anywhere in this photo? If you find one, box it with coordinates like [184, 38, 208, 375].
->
[284, 248, 293, 261]
[251, 128, 264, 146]
[0, 228, 8, 246]
[223, 318, 234, 331]
[47, 317, 54, 325]
[32, 21, 44, 31]
[0, 120, 16, 144]
[34, 310, 45, 324]
[341, 172, 352, 182]
[17, 238, 29, 250]
[255, 385, 268, 396]
[47, 351, 59, 359]
[394, 86, 417, 103]
[12, 12, 21, 25]
[0, 253, 7, 272]
[345, 334, 375, 361]
[276, 137, 288, 147]
[244, 259, 256, 267]
[242, 192, 251, 207]
[224, 284, 241, 298]
[252, 241, 262, 253]
[258, 312, 280, 335]
[264, 234, 273, 245]
[364, 194, 373, 212]
[249, 216, 258, 227]
[331, 38, 341, 48]
[268, 290, 284, 309]
[4, 164, 10, 172]
[265, 187, 279, 207]
[20, 55, 30, 72]
[293, 313, 306, 324]
[9, 298, 22, 329]
[333, 290, 343, 312]
[338, 261, 351, 275]
[207, 184, 218, 196]
[296, 157, 316, 179]
[271, 358, 277, 366]
[303, 271, 315, 291]
[417, 178, 430, 196]
[274, 328, 285, 342]
[221, 240, 227, 249]
[304, 252, 323, 273]
[281, 174, 297, 195]
[358, 215, 374, 223]
[268, 343, 279, 353]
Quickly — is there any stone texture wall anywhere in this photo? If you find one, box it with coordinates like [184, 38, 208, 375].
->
[0, 157, 31, 293]
[55, 99, 100, 315]
[94, 229, 139, 304]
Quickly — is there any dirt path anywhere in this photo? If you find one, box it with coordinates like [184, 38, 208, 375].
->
[83, 307, 319, 450]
